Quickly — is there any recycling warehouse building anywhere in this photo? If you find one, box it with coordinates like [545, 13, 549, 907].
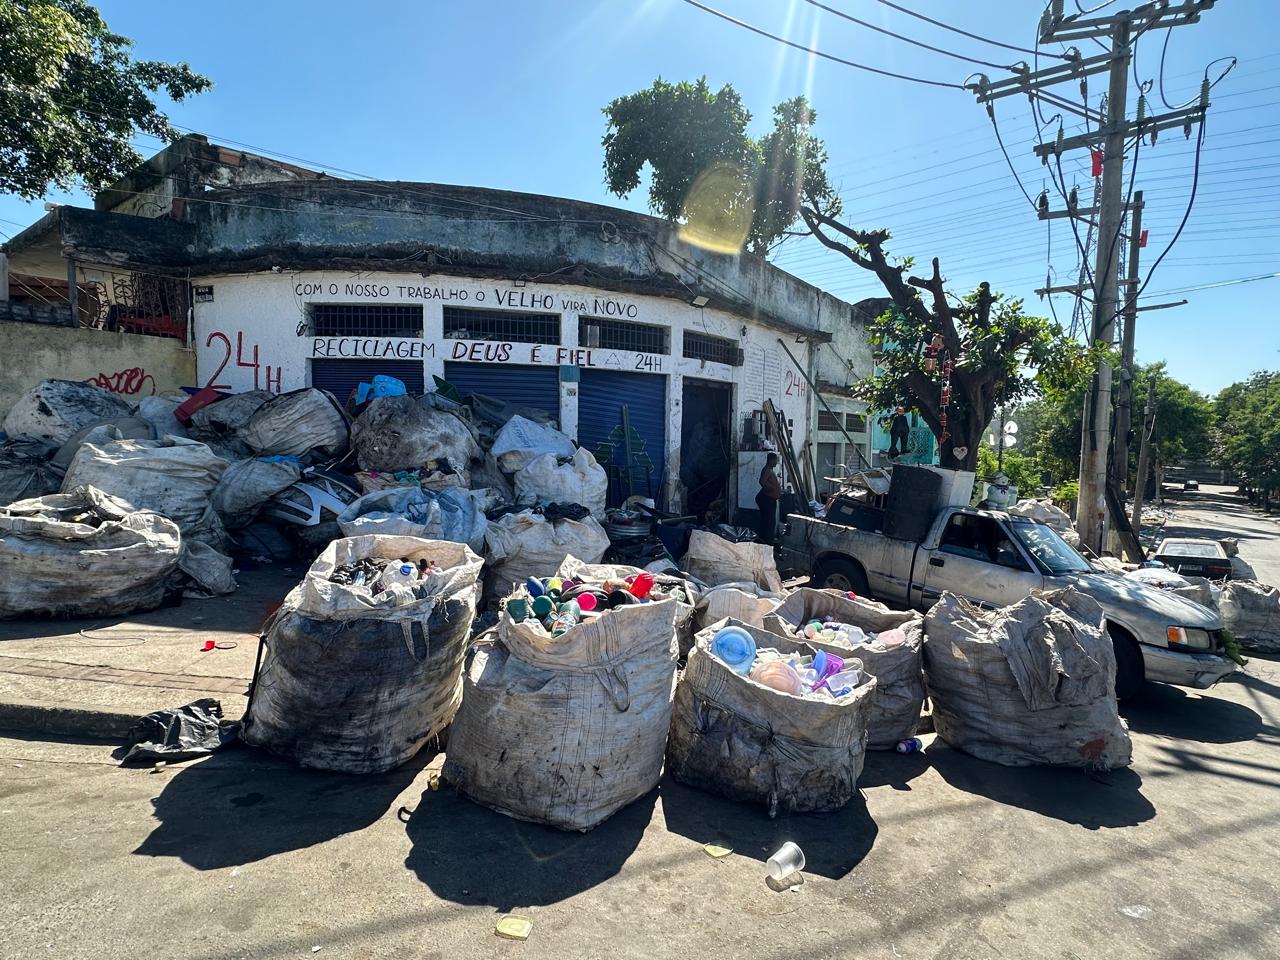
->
[0, 137, 873, 513]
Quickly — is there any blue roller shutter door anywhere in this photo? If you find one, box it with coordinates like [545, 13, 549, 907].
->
[577, 369, 667, 507]
[442, 363, 561, 421]
[311, 358, 425, 406]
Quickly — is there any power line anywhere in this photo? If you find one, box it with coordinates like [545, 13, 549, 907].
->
[869, 0, 1069, 60]
[799, 0, 1012, 69]
[1142, 271, 1280, 297]
[677, 0, 965, 88]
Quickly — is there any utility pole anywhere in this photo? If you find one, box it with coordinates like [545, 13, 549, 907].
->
[1130, 378, 1157, 542]
[967, 0, 1215, 556]
[1114, 190, 1144, 497]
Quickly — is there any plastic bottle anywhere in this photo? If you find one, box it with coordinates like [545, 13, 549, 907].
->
[526, 577, 546, 598]
[627, 572, 656, 599]
[550, 600, 581, 636]
[896, 737, 923, 754]
[377, 562, 419, 591]
[531, 595, 555, 619]
[505, 596, 530, 621]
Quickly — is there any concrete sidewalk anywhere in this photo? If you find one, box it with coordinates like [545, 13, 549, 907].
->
[0, 567, 299, 738]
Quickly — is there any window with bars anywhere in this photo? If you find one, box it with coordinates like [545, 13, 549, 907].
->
[846, 413, 868, 433]
[309, 303, 423, 337]
[682, 330, 741, 366]
[818, 410, 843, 432]
[443, 306, 560, 344]
[579, 316, 669, 354]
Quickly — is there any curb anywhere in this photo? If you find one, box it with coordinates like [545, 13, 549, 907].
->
[0, 698, 135, 741]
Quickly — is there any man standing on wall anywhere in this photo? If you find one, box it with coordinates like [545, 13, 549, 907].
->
[756, 452, 783, 544]
[888, 405, 911, 459]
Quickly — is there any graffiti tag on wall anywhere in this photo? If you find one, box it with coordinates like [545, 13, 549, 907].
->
[86, 368, 156, 396]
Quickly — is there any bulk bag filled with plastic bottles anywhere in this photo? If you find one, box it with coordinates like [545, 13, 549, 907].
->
[764, 588, 925, 750]
[243, 535, 482, 774]
[444, 583, 679, 832]
[923, 588, 1132, 769]
[667, 618, 877, 817]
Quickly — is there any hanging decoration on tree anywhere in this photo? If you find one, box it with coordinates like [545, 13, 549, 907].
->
[938, 357, 955, 449]
[923, 333, 944, 373]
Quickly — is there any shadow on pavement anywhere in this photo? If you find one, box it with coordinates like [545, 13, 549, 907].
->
[134, 745, 424, 869]
[857, 748, 932, 790]
[659, 774, 878, 879]
[1121, 682, 1263, 744]
[403, 783, 655, 911]
[927, 742, 1155, 829]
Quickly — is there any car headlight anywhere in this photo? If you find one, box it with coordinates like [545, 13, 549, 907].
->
[1167, 626, 1213, 650]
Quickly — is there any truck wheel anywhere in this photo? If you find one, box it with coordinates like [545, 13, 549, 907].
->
[813, 557, 870, 597]
[1108, 624, 1146, 702]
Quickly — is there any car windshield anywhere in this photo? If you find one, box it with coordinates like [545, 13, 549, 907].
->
[1159, 541, 1222, 559]
[1009, 519, 1092, 575]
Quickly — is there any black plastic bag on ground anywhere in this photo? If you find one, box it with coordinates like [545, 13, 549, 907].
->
[0, 437, 62, 506]
[121, 698, 240, 765]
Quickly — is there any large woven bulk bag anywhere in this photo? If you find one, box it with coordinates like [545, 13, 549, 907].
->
[765, 588, 924, 749]
[0, 486, 180, 619]
[683, 529, 782, 592]
[1219, 579, 1280, 653]
[444, 595, 679, 831]
[243, 536, 482, 774]
[667, 619, 876, 817]
[923, 588, 1132, 768]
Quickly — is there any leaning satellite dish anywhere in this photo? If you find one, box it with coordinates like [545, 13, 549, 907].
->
[1003, 434, 1018, 448]
[1004, 421, 1019, 434]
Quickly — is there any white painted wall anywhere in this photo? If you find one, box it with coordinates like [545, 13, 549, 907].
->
[191, 270, 815, 508]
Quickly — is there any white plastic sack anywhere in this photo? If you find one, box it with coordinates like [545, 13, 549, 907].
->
[3, 379, 134, 445]
[351, 395, 479, 473]
[695, 581, 783, 631]
[668, 618, 876, 816]
[0, 486, 181, 619]
[244, 536, 483, 773]
[211, 458, 303, 529]
[61, 436, 229, 547]
[1219, 580, 1280, 653]
[337, 485, 487, 555]
[444, 593, 679, 831]
[136, 396, 190, 439]
[923, 589, 1132, 768]
[684, 529, 783, 593]
[514, 447, 608, 516]
[50, 417, 156, 471]
[764, 588, 924, 750]
[177, 541, 237, 597]
[187, 390, 271, 447]
[484, 510, 609, 591]
[241, 388, 349, 460]
[491, 415, 575, 473]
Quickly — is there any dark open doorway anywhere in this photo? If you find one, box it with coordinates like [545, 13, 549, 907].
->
[680, 378, 733, 521]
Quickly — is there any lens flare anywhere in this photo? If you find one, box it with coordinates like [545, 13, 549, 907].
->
[678, 162, 755, 255]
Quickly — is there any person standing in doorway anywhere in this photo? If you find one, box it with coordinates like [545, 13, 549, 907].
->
[756, 452, 783, 543]
[888, 406, 911, 459]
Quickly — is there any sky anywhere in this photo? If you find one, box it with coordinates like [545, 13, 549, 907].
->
[2, 0, 1275, 396]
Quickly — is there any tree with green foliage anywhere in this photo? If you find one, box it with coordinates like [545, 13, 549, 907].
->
[976, 443, 1044, 497]
[601, 79, 1093, 470]
[1031, 363, 1214, 492]
[602, 78, 839, 254]
[0, 0, 210, 198]
[1215, 371, 1280, 507]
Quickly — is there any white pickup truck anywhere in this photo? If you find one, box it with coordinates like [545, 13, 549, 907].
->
[779, 503, 1235, 699]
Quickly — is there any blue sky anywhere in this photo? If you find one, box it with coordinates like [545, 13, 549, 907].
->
[2, 0, 1275, 395]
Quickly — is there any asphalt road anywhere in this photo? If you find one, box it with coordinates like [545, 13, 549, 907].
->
[1158, 484, 1280, 587]
[1, 486, 1278, 960]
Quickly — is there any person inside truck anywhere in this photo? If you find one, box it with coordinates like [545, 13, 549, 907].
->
[756, 452, 784, 544]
